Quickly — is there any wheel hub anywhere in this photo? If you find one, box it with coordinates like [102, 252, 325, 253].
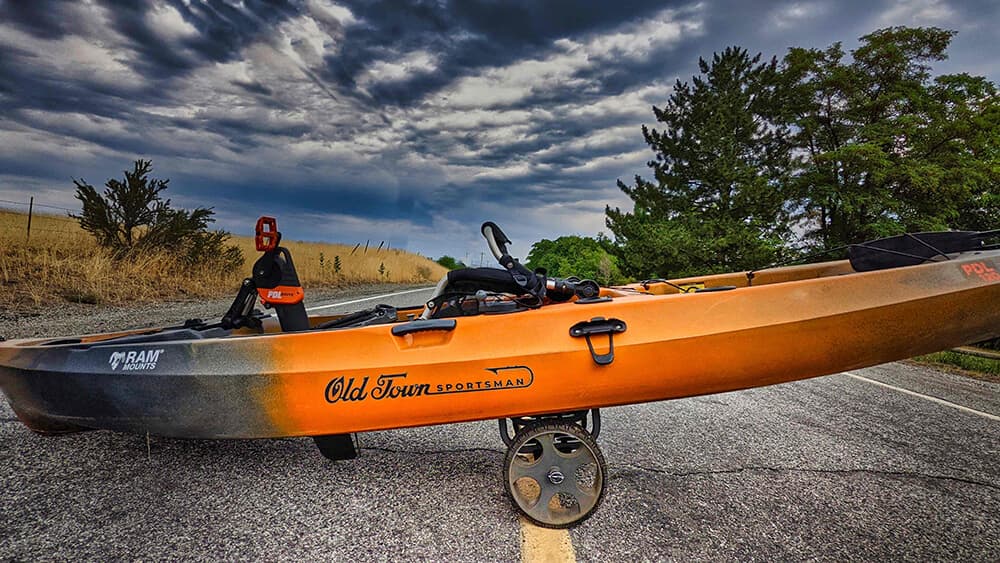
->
[547, 467, 565, 485]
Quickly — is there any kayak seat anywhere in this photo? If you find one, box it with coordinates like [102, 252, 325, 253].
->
[419, 268, 527, 319]
[443, 267, 528, 295]
[847, 231, 994, 272]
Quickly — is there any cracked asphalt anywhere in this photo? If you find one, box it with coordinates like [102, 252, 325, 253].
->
[576, 365, 999, 561]
[2, 288, 998, 561]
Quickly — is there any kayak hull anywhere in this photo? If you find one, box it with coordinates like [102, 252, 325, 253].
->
[2, 251, 998, 439]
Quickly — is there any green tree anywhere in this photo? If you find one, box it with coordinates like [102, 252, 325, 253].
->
[436, 255, 466, 270]
[780, 27, 1000, 248]
[526, 235, 625, 286]
[957, 189, 1000, 232]
[73, 159, 243, 271]
[606, 47, 793, 279]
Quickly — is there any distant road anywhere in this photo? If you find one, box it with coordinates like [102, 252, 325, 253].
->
[305, 286, 436, 313]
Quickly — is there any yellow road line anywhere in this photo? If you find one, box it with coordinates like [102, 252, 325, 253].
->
[520, 518, 576, 563]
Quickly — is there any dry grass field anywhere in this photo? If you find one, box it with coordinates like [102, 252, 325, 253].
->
[0, 209, 446, 309]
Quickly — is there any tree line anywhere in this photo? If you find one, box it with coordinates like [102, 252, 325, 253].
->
[531, 27, 998, 281]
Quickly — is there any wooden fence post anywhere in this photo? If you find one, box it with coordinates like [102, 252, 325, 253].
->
[26, 196, 33, 241]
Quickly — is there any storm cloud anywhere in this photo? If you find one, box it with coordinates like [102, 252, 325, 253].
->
[1, 0, 997, 261]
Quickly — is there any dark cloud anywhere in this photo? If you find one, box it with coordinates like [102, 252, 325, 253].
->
[0, 49, 140, 120]
[171, 176, 427, 224]
[451, 0, 672, 41]
[0, 0, 79, 39]
[170, 0, 303, 63]
[1, 0, 997, 259]
[110, 0, 302, 75]
[232, 80, 274, 96]
[324, 0, 685, 106]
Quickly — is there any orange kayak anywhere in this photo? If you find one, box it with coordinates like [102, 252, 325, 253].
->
[3, 222, 997, 528]
[1, 229, 997, 440]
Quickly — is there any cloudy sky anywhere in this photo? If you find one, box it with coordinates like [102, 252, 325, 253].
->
[1, 0, 997, 262]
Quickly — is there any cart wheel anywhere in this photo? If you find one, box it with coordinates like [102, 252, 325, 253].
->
[503, 422, 607, 528]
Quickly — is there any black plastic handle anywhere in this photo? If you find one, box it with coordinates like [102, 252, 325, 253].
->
[569, 317, 627, 337]
[391, 319, 457, 336]
[569, 317, 627, 366]
[481, 222, 512, 260]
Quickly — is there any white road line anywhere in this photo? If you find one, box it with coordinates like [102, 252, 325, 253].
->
[845, 372, 1000, 421]
[305, 287, 434, 312]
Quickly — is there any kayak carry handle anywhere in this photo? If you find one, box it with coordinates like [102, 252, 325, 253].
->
[391, 319, 457, 336]
[570, 317, 627, 366]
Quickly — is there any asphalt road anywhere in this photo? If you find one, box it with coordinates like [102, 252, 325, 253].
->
[2, 288, 998, 561]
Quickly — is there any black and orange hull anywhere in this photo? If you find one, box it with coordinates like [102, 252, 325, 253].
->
[2, 250, 998, 439]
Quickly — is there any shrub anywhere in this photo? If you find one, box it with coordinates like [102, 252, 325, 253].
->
[436, 255, 466, 270]
[72, 159, 243, 272]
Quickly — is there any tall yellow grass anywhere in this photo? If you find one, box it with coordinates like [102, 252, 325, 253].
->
[0, 209, 446, 308]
